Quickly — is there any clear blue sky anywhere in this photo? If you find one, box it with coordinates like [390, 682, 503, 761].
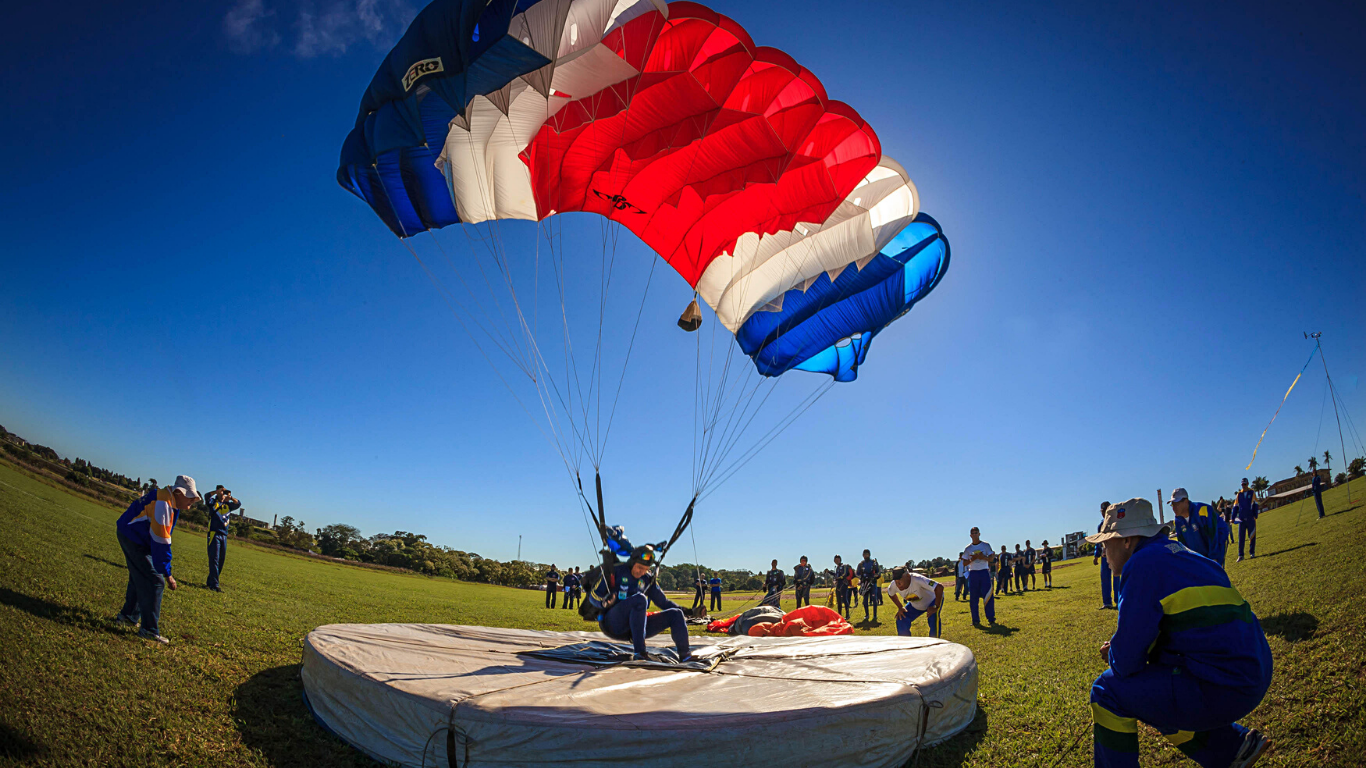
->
[2, 0, 1362, 571]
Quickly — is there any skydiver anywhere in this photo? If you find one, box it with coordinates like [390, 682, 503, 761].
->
[762, 559, 785, 607]
[690, 571, 706, 614]
[793, 555, 814, 608]
[113, 475, 200, 645]
[1168, 489, 1229, 567]
[1024, 540, 1037, 590]
[1094, 501, 1119, 608]
[562, 567, 579, 610]
[203, 485, 240, 592]
[1086, 498, 1271, 768]
[856, 549, 880, 623]
[598, 544, 692, 662]
[1013, 543, 1027, 592]
[1039, 540, 1053, 589]
[1234, 478, 1259, 562]
[996, 544, 1012, 595]
[833, 555, 853, 619]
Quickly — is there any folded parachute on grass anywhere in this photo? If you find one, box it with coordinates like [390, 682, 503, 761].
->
[708, 605, 854, 636]
[337, 0, 950, 383]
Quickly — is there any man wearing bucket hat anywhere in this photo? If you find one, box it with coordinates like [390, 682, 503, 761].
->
[1169, 489, 1230, 567]
[1086, 498, 1272, 768]
[112, 475, 200, 644]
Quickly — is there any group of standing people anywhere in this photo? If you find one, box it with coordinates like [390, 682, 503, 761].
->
[542, 565, 583, 609]
[111, 477, 242, 645]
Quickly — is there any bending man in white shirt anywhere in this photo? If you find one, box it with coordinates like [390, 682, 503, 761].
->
[887, 566, 946, 638]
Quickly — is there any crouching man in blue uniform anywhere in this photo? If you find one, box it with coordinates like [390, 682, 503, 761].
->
[599, 544, 692, 662]
[1086, 498, 1272, 768]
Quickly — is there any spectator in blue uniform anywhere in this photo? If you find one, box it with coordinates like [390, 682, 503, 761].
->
[793, 556, 814, 608]
[1024, 540, 1038, 590]
[1040, 540, 1053, 589]
[690, 572, 706, 614]
[954, 551, 969, 601]
[856, 550, 881, 623]
[1086, 497, 1272, 768]
[113, 475, 200, 644]
[203, 486, 240, 592]
[599, 545, 691, 661]
[1234, 479, 1260, 562]
[1013, 543, 1028, 592]
[544, 565, 560, 609]
[1169, 488, 1229, 567]
[996, 544, 1013, 596]
[1094, 501, 1120, 609]
[563, 568, 581, 610]
[708, 572, 723, 612]
[1311, 471, 1325, 519]
[962, 528, 996, 627]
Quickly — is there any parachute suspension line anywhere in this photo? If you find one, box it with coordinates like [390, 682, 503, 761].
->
[595, 251, 657, 469]
[699, 379, 834, 502]
[1313, 334, 1355, 504]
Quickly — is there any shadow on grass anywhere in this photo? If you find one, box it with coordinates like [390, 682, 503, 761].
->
[974, 621, 1019, 637]
[1256, 542, 1318, 559]
[1331, 504, 1362, 517]
[0, 587, 124, 636]
[235, 665, 370, 768]
[82, 553, 124, 569]
[0, 721, 46, 760]
[906, 703, 989, 767]
[1261, 611, 1319, 642]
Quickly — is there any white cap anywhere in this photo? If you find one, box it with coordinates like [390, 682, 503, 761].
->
[1168, 488, 1188, 505]
[1086, 498, 1170, 543]
[172, 475, 200, 501]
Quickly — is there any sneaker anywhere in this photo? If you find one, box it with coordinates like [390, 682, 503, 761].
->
[1236, 556, 1244, 563]
[209, 586, 223, 593]
[112, 613, 137, 627]
[972, 622, 982, 628]
[1100, 604, 1112, 610]
[1230, 729, 1270, 767]
[137, 629, 170, 645]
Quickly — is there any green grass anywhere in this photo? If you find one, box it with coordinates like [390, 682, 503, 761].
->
[1, 460, 1363, 767]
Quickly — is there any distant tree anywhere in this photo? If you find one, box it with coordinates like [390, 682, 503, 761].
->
[1308, 457, 1318, 473]
[1350, 457, 1366, 478]
[317, 524, 366, 559]
[1251, 476, 1269, 498]
[1294, 465, 1304, 476]
[1336, 472, 1347, 485]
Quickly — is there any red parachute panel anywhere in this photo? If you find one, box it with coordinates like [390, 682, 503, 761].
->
[521, 1, 880, 287]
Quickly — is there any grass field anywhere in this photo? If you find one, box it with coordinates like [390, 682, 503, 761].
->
[2, 459, 1363, 767]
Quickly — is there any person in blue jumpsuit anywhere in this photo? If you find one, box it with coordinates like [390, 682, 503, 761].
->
[1086, 497, 1272, 768]
[1094, 501, 1120, 608]
[204, 486, 240, 592]
[562, 568, 581, 610]
[996, 544, 1013, 596]
[708, 572, 723, 612]
[833, 555, 853, 619]
[1234, 479, 1260, 562]
[762, 559, 786, 607]
[113, 476, 199, 644]
[963, 527, 996, 627]
[1169, 488, 1229, 567]
[793, 556, 814, 608]
[856, 550, 881, 623]
[599, 544, 692, 661]
[1013, 544, 1028, 592]
[1311, 471, 1325, 518]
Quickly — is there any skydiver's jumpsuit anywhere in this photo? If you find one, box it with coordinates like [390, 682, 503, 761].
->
[691, 577, 706, 613]
[599, 564, 691, 660]
[762, 568, 785, 608]
[562, 572, 579, 609]
[793, 564, 813, 608]
[834, 563, 853, 619]
[709, 577, 723, 611]
[204, 493, 239, 590]
[545, 570, 559, 608]
[857, 559, 881, 622]
[1013, 549, 1027, 592]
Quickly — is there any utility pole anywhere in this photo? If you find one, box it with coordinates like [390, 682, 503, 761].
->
[1307, 332, 1353, 505]
[517, 535, 522, 562]
[1158, 489, 1164, 525]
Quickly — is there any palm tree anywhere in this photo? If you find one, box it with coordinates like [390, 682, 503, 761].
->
[1324, 450, 1333, 475]
[1295, 465, 1304, 476]
[1251, 476, 1269, 498]
[1308, 456, 1318, 473]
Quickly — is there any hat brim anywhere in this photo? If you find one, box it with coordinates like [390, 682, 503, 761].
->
[1087, 523, 1171, 544]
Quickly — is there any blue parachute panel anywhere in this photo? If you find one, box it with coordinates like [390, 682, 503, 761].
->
[338, 0, 554, 236]
[740, 213, 950, 381]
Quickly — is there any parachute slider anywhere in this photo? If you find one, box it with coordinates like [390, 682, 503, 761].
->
[678, 298, 702, 332]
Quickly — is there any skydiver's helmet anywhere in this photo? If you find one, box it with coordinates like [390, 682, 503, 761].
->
[628, 544, 659, 569]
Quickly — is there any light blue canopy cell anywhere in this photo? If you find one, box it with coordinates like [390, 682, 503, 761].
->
[337, 0, 560, 237]
[737, 213, 950, 382]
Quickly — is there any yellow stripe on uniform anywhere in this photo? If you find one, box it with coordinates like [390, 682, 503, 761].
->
[1164, 731, 1196, 746]
[1091, 703, 1137, 733]
[1159, 585, 1246, 616]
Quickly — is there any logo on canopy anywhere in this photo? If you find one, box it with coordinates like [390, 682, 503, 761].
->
[592, 189, 646, 214]
[403, 58, 444, 91]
